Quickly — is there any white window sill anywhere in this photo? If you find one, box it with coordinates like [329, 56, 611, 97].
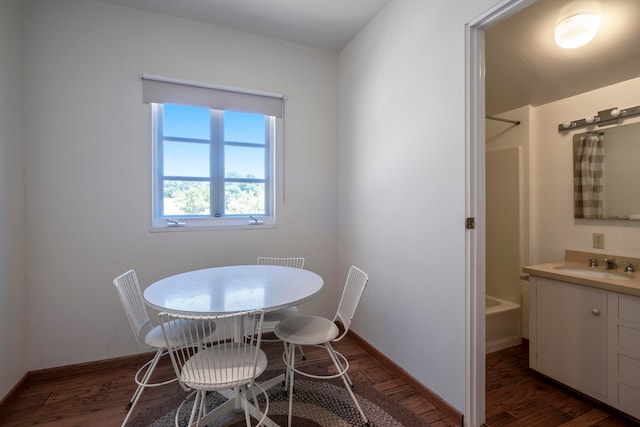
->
[150, 218, 276, 232]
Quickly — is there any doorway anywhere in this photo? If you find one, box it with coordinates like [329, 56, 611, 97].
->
[465, 0, 537, 425]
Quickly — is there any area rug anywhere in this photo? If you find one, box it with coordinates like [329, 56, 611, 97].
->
[130, 370, 429, 426]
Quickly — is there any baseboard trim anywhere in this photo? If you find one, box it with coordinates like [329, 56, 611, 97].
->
[0, 373, 29, 411]
[347, 330, 464, 425]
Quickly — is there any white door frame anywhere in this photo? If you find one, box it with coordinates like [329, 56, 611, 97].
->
[465, 1, 537, 425]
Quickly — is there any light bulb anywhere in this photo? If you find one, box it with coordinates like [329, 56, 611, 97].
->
[554, 13, 600, 49]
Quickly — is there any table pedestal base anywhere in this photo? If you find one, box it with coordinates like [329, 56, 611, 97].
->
[198, 373, 284, 427]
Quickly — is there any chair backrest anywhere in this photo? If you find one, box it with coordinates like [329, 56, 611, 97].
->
[113, 270, 152, 347]
[257, 256, 305, 269]
[333, 266, 369, 341]
[159, 310, 266, 391]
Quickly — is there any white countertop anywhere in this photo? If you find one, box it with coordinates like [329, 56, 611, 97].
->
[523, 261, 640, 297]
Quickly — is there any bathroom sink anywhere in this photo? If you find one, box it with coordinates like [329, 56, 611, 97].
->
[554, 266, 635, 280]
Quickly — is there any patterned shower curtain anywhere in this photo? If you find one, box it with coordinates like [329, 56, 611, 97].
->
[574, 133, 604, 218]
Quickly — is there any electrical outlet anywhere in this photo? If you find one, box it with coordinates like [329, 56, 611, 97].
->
[593, 233, 605, 249]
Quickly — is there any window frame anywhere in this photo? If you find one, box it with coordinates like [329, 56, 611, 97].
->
[150, 103, 279, 231]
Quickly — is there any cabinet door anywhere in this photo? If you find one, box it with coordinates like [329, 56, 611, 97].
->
[535, 278, 608, 398]
[617, 295, 640, 419]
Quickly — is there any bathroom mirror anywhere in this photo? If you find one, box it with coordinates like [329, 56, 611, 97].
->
[573, 121, 640, 219]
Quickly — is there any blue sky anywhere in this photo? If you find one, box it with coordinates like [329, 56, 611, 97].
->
[163, 104, 266, 178]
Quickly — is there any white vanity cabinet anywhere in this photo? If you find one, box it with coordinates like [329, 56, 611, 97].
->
[529, 276, 640, 420]
[529, 277, 608, 398]
[616, 294, 640, 419]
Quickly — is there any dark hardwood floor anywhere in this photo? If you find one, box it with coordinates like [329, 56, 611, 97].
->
[486, 341, 638, 426]
[1, 337, 637, 426]
[0, 335, 458, 426]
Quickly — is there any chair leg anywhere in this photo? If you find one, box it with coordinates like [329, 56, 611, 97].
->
[121, 348, 163, 426]
[188, 390, 202, 427]
[325, 344, 369, 425]
[332, 348, 354, 388]
[286, 343, 296, 427]
[283, 342, 304, 389]
[282, 342, 291, 389]
[241, 387, 253, 427]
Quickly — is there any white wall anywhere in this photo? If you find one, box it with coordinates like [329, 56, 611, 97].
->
[0, 0, 27, 399]
[339, 0, 496, 412]
[486, 106, 531, 303]
[531, 76, 640, 264]
[486, 105, 532, 337]
[22, 0, 341, 370]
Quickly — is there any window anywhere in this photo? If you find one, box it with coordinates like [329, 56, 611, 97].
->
[153, 104, 275, 226]
[142, 75, 284, 230]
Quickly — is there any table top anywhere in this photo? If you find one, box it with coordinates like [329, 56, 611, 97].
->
[144, 265, 324, 314]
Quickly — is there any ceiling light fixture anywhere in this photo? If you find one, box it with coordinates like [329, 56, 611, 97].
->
[554, 13, 600, 49]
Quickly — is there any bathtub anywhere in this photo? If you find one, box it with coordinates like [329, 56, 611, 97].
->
[486, 295, 522, 353]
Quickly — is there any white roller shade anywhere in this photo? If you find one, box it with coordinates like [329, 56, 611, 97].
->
[142, 74, 284, 117]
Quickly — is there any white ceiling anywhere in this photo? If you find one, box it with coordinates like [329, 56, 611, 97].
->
[99, 0, 391, 52]
[99, 0, 640, 116]
[486, 0, 640, 115]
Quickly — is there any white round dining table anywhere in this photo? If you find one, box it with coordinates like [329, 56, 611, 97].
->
[144, 264, 323, 314]
[143, 265, 323, 427]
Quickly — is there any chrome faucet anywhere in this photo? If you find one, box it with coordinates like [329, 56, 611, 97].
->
[588, 258, 598, 267]
[601, 258, 617, 270]
[623, 263, 636, 273]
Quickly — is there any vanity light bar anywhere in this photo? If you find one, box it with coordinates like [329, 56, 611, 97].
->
[558, 105, 640, 132]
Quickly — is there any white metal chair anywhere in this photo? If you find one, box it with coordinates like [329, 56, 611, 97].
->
[159, 310, 269, 427]
[256, 257, 305, 323]
[274, 265, 370, 427]
[113, 270, 214, 426]
[256, 257, 306, 358]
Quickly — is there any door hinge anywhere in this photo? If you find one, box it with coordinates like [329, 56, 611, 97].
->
[465, 217, 475, 229]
